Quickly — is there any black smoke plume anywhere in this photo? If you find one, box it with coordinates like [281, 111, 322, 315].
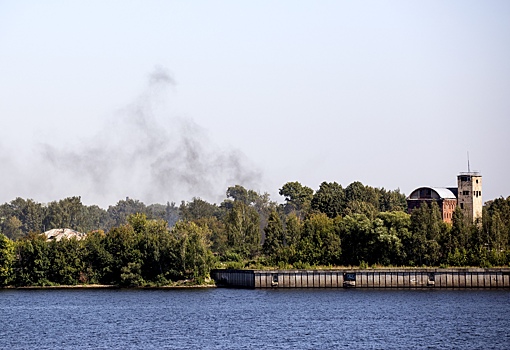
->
[36, 67, 261, 207]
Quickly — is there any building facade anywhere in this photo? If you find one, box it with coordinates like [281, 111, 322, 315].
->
[457, 172, 482, 223]
[407, 172, 482, 224]
[407, 187, 458, 224]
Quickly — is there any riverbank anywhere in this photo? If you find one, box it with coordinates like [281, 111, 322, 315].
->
[2, 282, 217, 290]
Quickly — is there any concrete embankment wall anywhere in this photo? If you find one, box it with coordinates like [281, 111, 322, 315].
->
[211, 268, 510, 289]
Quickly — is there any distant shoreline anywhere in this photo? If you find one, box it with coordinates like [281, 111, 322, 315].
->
[2, 284, 217, 290]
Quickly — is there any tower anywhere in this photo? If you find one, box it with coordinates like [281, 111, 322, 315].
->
[457, 172, 482, 223]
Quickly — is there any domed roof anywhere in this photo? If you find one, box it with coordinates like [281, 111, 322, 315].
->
[407, 187, 457, 200]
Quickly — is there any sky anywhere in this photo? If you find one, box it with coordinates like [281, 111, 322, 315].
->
[1, 1, 509, 208]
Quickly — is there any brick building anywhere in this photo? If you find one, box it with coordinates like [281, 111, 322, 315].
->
[407, 172, 482, 224]
[407, 187, 458, 223]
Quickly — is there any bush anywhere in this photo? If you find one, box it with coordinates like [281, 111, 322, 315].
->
[293, 261, 312, 270]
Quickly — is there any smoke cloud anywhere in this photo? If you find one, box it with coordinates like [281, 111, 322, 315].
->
[4, 67, 261, 207]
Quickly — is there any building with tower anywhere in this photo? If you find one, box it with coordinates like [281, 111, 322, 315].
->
[457, 172, 483, 223]
[407, 171, 482, 224]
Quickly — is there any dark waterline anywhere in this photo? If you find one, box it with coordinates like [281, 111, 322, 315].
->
[0, 288, 509, 349]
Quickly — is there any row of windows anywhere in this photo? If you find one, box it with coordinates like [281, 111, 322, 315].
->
[461, 190, 482, 197]
[459, 176, 480, 184]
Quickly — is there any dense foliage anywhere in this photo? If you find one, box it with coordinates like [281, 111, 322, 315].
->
[1, 182, 509, 287]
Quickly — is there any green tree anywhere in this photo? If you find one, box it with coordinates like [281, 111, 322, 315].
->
[0, 233, 15, 286]
[44, 197, 86, 231]
[377, 188, 407, 212]
[409, 202, 445, 266]
[377, 211, 411, 265]
[180, 198, 223, 221]
[345, 181, 379, 207]
[343, 200, 378, 219]
[146, 201, 179, 226]
[192, 216, 228, 255]
[484, 197, 510, 253]
[279, 181, 313, 217]
[107, 197, 147, 229]
[128, 213, 179, 283]
[226, 185, 258, 205]
[47, 237, 84, 285]
[443, 207, 470, 266]
[296, 213, 340, 266]
[285, 213, 302, 247]
[14, 234, 52, 286]
[311, 181, 346, 218]
[4, 198, 46, 235]
[343, 182, 380, 219]
[81, 230, 112, 284]
[81, 205, 108, 233]
[338, 214, 376, 266]
[3, 216, 23, 240]
[102, 224, 143, 285]
[172, 221, 213, 281]
[263, 210, 285, 258]
[371, 218, 404, 266]
[224, 201, 261, 258]
[224, 186, 275, 240]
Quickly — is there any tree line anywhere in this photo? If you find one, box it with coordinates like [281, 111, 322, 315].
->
[0, 181, 509, 287]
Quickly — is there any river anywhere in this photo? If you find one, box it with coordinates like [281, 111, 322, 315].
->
[0, 288, 508, 349]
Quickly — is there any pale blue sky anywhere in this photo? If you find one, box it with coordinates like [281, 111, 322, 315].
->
[1, 1, 509, 207]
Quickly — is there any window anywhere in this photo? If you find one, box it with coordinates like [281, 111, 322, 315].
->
[460, 203, 464, 209]
[420, 188, 432, 198]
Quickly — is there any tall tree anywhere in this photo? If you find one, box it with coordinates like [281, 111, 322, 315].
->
[3, 216, 23, 240]
[107, 198, 147, 229]
[172, 221, 213, 282]
[14, 234, 52, 286]
[311, 181, 346, 218]
[295, 213, 341, 266]
[224, 201, 260, 258]
[47, 237, 84, 285]
[44, 197, 86, 231]
[226, 185, 258, 205]
[409, 202, 445, 266]
[263, 210, 285, 258]
[279, 181, 313, 217]
[102, 224, 142, 285]
[375, 211, 410, 265]
[0, 233, 15, 286]
[338, 214, 376, 266]
[377, 188, 407, 212]
[180, 198, 222, 221]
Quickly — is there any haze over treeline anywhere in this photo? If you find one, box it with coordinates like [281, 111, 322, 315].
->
[0, 69, 261, 208]
[1, 181, 509, 287]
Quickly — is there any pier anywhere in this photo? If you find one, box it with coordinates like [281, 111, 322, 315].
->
[211, 268, 510, 288]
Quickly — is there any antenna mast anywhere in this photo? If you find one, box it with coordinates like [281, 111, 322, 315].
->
[467, 151, 470, 173]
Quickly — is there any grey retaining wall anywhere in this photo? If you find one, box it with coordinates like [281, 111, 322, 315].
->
[211, 268, 510, 289]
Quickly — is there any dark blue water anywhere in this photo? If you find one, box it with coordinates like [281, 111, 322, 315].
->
[0, 288, 509, 349]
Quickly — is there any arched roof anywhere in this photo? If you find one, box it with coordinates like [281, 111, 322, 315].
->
[407, 187, 457, 200]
